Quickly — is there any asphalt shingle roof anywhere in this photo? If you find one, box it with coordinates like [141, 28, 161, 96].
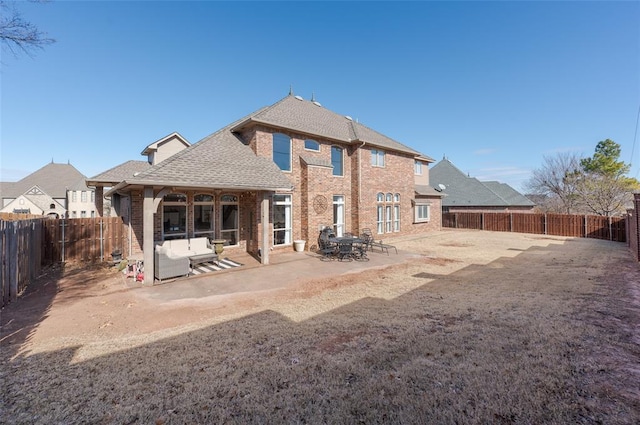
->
[126, 119, 293, 191]
[236, 95, 431, 159]
[100, 95, 435, 191]
[430, 159, 534, 207]
[87, 160, 152, 185]
[0, 162, 89, 198]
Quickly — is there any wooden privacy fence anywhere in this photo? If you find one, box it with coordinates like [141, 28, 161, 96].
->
[42, 217, 126, 264]
[443, 212, 626, 242]
[1, 218, 44, 308]
[1, 217, 126, 308]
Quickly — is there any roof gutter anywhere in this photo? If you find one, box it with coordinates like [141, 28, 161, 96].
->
[104, 179, 292, 197]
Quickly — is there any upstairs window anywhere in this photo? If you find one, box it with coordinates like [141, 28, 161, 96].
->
[371, 149, 385, 167]
[304, 139, 320, 151]
[81, 191, 87, 202]
[415, 160, 423, 175]
[331, 146, 344, 176]
[273, 133, 291, 171]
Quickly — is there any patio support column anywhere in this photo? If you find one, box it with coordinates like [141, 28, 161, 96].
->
[261, 193, 270, 265]
[143, 186, 155, 285]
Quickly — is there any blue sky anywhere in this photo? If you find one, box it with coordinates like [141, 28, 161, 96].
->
[1, 1, 639, 192]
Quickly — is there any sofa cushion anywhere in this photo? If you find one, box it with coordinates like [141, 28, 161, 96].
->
[168, 239, 191, 256]
[189, 237, 213, 255]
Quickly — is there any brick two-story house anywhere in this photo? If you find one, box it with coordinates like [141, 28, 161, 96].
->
[87, 94, 442, 284]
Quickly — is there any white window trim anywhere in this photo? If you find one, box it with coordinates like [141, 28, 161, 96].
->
[273, 133, 292, 172]
[220, 194, 239, 246]
[304, 139, 320, 152]
[414, 202, 431, 223]
[273, 194, 292, 246]
[333, 195, 345, 236]
[193, 193, 215, 237]
[371, 149, 385, 167]
[376, 191, 400, 234]
[331, 146, 344, 177]
[415, 160, 423, 175]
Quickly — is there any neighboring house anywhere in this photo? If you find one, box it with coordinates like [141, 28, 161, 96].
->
[0, 162, 96, 218]
[430, 158, 535, 213]
[87, 94, 443, 284]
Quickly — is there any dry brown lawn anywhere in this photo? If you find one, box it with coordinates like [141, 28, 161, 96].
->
[1, 230, 639, 424]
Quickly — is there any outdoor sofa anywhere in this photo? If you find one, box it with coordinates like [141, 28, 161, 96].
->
[154, 237, 217, 281]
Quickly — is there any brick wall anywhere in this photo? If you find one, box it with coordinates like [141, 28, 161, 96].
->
[250, 125, 441, 245]
[126, 125, 442, 258]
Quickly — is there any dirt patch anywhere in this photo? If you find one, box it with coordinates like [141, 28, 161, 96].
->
[1, 230, 639, 424]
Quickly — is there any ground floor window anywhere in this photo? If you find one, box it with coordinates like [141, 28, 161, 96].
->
[194, 193, 214, 238]
[163, 193, 187, 240]
[273, 194, 292, 245]
[220, 194, 238, 245]
[414, 202, 431, 222]
[376, 192, 400, 234]
[333, 195, 345, 236]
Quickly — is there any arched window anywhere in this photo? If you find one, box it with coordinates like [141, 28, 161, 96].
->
[304, 139, 320, 151]
[393, 194, 401, 231]
[163, 193, 187, 240]
[194, 194, 214, 238]
[220, 194, 239, 246]
[376, 192, 400, 234]
[273, 133, 291, 171]
[376, 193, 384, 233]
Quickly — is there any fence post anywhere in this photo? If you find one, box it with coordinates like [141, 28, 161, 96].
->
[510, 213, 513, 232]
[608, 216, 612, 241]
[61, 218, 65, 262]
[544, 214, 547, 235]
[100, 219, 104, 262]
[481, 213, 484, 230]
[9, 222, 17, 302]
[584, 215, 588, 238]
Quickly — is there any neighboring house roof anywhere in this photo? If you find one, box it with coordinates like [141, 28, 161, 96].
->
[0, 185, 65, 214]
[141, 132, 190, 156]
[232, 95, 434, 160]
[482, 181, 534, 206]
[87, 160, 152, 186]
[0, 162, 90, 199]
[430, 159, 535, 207]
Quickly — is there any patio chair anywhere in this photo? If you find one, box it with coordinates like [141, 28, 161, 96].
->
[360, 228, 374, 251]
[352, 240, 369, 261]
[318, 228, 338, 260]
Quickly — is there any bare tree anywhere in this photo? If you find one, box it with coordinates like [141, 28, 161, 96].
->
[0, 1, 54, 57]
[575, 173, 634, 216]
[574, 139, 639, 216]
[524, 151, 583, 214]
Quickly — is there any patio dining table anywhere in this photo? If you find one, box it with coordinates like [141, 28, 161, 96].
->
[328, 236, 367, 261]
